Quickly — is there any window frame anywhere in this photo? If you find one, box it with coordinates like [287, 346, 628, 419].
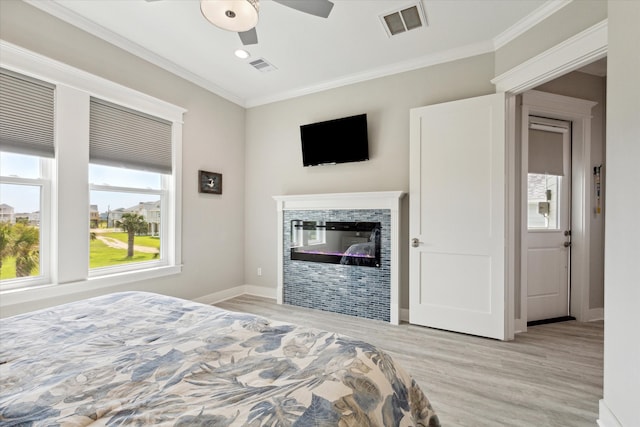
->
[88, 182, 166, 277]
[0, 158, 52, 289]
[0, 41, 185, 304]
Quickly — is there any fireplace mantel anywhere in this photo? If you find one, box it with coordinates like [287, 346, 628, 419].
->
[274, 191, 405, 324]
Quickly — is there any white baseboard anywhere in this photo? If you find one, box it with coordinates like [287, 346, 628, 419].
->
[515, 317, 527, 334]
[598, 399, 623, 427]
[588, 307, 604, 322]
[243, 285, 277, 299]
[193, 285, 277, 305]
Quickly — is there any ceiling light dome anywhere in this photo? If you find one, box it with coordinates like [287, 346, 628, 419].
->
[200, 0, 259, 33]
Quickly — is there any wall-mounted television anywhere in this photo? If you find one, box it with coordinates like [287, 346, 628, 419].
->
[300, 113, 369, 167]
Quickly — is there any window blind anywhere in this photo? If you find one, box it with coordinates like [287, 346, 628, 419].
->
[90, 97, 172, 174]
[528, 128, 565, 176]
[0, 68, 55, 158]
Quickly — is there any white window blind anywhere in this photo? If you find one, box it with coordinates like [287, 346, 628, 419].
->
[89, 97, 172, 174]
[0, 68, 55, 158]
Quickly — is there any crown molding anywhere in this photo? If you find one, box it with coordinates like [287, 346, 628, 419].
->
[491, 19, 607, 94]
[24, 0, 245, 107]
[493, 0, 573, 50]
[23, 0, 578, 109]
[245, 40, 494, 108]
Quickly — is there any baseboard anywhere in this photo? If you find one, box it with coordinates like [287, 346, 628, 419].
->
[588, 307, 605, 322]
[193, 285, 277, 306]
[598, 399, 623, 427]
[242, 285, 277, 300]
[514, 317, 527, 334]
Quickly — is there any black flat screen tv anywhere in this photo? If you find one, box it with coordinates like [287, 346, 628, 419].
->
[300, 114, 369, 167]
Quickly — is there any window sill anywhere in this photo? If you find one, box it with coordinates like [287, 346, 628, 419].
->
[0, 264, 182, 316]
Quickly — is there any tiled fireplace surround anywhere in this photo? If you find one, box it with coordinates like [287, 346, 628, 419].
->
[274, 192, 405, 324]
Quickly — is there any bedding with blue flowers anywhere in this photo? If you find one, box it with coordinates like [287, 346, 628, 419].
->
[0, 291, 439, 426]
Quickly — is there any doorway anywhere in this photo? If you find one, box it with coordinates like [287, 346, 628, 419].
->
[518, 89, 598, 332]
[525, 116, 572, 323]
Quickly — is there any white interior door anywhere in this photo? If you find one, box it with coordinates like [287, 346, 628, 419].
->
[525, 117, 571, 322]
[409, 93, 506, 340]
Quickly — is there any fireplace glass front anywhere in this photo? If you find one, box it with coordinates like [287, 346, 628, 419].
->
[290, 221, 381, 267]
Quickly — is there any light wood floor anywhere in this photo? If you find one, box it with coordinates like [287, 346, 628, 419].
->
[216, 295, 603, 427]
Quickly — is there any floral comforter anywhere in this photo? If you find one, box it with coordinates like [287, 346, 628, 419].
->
[0, 291, 439, 426]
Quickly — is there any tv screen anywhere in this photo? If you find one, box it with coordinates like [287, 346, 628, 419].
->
[300, 114, 369, 167]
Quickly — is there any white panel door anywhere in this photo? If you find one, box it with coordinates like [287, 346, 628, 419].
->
[409, 93, 506, 340]
[525, 119, 572, 322]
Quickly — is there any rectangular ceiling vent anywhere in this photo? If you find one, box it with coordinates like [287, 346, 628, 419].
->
[380, 2, 427, 37]
[249, 58, 277, 73]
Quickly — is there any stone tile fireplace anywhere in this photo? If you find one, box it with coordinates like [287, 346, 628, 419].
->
[274, 192, 405, 324]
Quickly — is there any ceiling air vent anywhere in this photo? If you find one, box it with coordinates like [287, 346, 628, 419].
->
[380, 2, 427, 37]
[249, 58, 277, 73]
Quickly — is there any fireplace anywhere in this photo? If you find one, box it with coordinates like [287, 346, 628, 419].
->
[274, 191, 405, 324]
[290, 221, 381, 267]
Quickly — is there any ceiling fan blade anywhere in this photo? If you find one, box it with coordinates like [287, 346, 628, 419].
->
[239, 27, 258, 45]
[272, 0, 334, 18]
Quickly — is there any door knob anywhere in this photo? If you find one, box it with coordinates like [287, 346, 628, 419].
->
[411, 238, 420, 248]
[564, 241, 571, 247]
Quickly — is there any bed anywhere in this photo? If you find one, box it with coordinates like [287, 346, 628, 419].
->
[0, 291, 439, 426]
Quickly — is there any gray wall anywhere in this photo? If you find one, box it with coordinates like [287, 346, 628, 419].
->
[602, 1, 640, 425]
[535, 71, 606, 310]
[0, 1, 246, 314]
[244, 53, 496, 309]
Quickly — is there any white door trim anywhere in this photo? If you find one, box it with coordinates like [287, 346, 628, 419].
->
[494, 19, 606, 332]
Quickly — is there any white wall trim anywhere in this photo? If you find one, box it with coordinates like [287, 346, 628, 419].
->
[492, 19, 607, 94]
[194, 285, 277, 305]
[21, 0, 583, 109]
[246, 41, 494, 108]
[273, 191, 405, 325]
[0, 265, 182, 315]
[588, 307, 604, 322]
[493, 0, 573, 50]
[598, 399, 623, 427]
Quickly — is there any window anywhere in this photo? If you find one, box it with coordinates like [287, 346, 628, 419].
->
[0, 53, 184, 295]
[0, 154, 50, 285]
[0, 68, 53, 287]
[527, 173, 561, 230]
[88, 98, 172, 275]
[89, 166, 164, 271]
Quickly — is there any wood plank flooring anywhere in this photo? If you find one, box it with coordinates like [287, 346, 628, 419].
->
[216, 295, 603, 427]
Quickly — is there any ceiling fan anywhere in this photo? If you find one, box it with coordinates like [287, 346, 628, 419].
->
[199, 0, 335, 45]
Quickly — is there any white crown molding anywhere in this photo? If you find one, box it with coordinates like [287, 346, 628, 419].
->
[491, 19, 607, 94]
[245, 40, 494, 108]
[493, 0, 573, 50]
[22, 0, 580, 109]
[23, 0, 245, 107]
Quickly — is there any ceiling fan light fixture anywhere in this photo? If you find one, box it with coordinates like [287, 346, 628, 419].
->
[201, 0, 259, 32]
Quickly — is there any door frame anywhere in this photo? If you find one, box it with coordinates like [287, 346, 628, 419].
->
[493, 19, 607, 334]
[520, 91, 596, 331]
